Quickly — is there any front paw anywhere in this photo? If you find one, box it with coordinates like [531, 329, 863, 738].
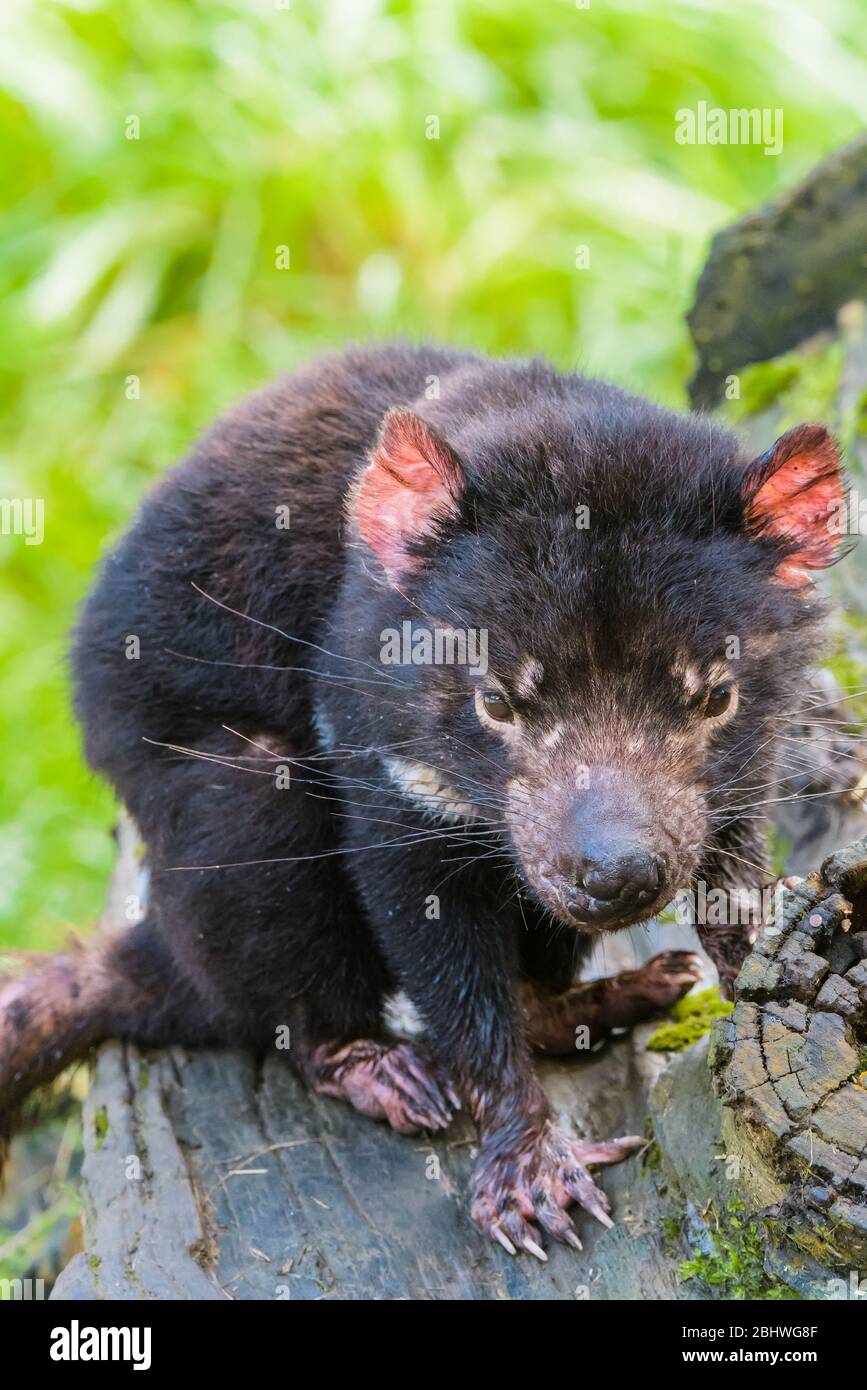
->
[310, 1039, 460, 1135]
[619, 950, 703, 1013]
[470, 1121, 643, 1259]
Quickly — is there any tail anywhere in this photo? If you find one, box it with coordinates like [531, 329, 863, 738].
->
[0, 923, 221, 1152]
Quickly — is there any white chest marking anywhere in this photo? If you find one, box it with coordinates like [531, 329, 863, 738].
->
[382, 990, 427, 1039]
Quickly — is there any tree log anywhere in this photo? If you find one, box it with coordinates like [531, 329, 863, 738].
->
[709, 842, 867, 1283]
[687, 133, 867, 407]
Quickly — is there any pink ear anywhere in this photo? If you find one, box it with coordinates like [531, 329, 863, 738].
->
[354, 411, 464, 584]
[743, 424, 845, 588]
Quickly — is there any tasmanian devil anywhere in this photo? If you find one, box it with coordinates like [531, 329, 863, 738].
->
[0, 343, 847, 1257]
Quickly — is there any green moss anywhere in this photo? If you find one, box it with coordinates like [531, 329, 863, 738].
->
[93, 1105, 109, 1149]
[662, 1214, 683, 1254]
[138, 1062, 150, 1091]
[680, 1201, 800, 1300]
[646, 986, 733, 1053]
[766, 1215, 850, 1269]
[640, 1116, 662, 1172]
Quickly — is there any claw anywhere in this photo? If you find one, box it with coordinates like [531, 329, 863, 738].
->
[312, 1039, 458, 1135]
[579, 1190, 614, 1228]
[568, 1167, 614, 1228]
[572, 1135, 644, 1166]
[491, 1224, 517, 1256]
[473, 1120, 640, 1258]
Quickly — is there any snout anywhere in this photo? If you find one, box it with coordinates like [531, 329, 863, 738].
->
[533, 770, 678, 930]
[559, 841, 668, 927]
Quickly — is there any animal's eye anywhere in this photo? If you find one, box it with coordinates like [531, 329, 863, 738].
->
[705, 683, 732, 718]
[482, 692, 514, 723]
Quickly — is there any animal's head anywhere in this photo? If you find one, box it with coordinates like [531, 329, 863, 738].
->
[348, 376, 847, 931]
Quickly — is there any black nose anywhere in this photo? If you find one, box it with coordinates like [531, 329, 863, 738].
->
[552, 772, 669, 926]
[579, 850, 662, 910]
[556, 836, 666, 923]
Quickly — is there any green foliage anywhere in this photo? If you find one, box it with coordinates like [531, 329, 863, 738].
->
[646, 986, 733, 1053]
[767, 826, 793, 882]
[0, 1109, 83, 1288]
[824, 632, 867, 731]
[2, 1, 867, 947]
[721, 339, 844, 431]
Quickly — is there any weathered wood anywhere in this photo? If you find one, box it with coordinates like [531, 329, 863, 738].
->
[56, 1038, 688, 1301]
